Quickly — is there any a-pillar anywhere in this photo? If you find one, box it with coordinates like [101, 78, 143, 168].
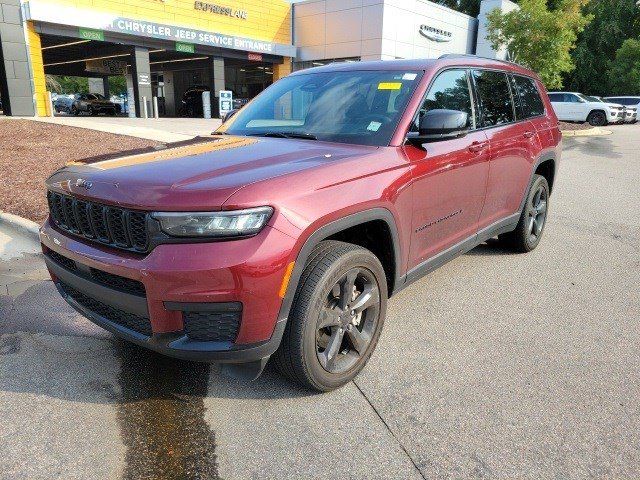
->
[130, 46, 152, 117]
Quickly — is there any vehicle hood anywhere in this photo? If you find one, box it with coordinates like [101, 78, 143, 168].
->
[46, 135, 377, 211]
[605, 103, 624, 109]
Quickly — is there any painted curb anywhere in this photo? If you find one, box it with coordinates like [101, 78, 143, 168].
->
[561, 127, 612, 137]
[0, 211, 40, 240]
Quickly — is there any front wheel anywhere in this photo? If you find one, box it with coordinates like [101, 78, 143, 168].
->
[499, 174, 550, 253]
[587, 111, 607, 127]
[273, 241, 387, 392]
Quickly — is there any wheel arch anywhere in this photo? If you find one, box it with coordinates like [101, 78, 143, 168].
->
[277, 208, 402, 325]
[518, 153, 558, 213]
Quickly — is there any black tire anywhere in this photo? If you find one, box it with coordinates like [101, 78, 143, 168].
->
[72, 106, 79, 116]
[499, 174, 550, 253]
[273, 240, 387, 392]
[587, 110, 607, 127]
[87, 106, 93, 116]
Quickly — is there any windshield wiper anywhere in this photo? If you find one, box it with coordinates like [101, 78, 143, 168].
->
[248, 131, 318, 140]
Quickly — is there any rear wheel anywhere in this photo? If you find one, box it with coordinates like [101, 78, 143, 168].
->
[86, 106, 94, 116]
[499, 174, 549, 253]
[273, 241, 387, 392]
[587, 110, 607, 127]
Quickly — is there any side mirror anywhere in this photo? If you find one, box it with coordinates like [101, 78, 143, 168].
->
[222, 108, 239, 123]
[408, 109, 470, 145]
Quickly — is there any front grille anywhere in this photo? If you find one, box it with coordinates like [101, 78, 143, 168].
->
[47, 191, 149, 253]
[60, 282, 152, 336]
[46, 250, 146, 297]
[183, 310, 241, 342]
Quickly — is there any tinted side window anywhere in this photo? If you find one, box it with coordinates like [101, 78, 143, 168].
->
[411, 69, 475, 132]
[565, 94, 580, 103]
[548, 93, 563, 102]
[513, 75, 545, 118]
[473, 70, 515, 127]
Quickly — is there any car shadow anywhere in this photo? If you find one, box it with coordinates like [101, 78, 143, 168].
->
[465, 238, 516, 256]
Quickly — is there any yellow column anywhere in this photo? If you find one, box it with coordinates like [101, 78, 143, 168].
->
[26, 22, 49, 116]
[273, 58, 292, 82]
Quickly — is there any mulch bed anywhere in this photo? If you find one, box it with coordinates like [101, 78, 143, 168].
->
[1, 119, 163, 224]
[559, 121, 594, 131]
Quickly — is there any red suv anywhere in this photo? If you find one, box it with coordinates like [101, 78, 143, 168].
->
[41, 56, 561, 391]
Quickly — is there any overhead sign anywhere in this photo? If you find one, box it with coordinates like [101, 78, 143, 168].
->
[78, 27, 104, 41]
[219, 90, 233, 116]
[193, 1, 248, 20]
[419, 25, 452, 43]
[86, 58, 127, 74]
[25, 1, 297, 57]
[176, 41, 195, 53]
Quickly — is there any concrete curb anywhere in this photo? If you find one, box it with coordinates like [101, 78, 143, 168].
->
[561, 127, 612, 137]
[0, 211, 40, 240]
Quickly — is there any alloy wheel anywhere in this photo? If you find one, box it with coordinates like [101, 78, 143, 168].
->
[316, 267, 380, 374]
[527, 184, 548, 242]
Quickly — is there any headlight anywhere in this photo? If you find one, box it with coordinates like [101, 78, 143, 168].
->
[152, 207, 273, 238]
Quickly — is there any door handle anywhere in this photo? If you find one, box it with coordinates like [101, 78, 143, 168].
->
[524, 130, 536, 139]
[468, 141, 488, 153]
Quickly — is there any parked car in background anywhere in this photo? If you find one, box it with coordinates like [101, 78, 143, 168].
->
[587, 96, 634, 124]
[180, 85, 209, 117]
[71, 93, 120, 116]
[548, 92, 625, 126]
[53, 94, 74, 114]
[604, 96, 639, 123]
[42, 56, 561, 391]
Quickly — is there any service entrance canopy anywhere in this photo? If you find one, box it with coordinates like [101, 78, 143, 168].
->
[25, 0, 296, 57]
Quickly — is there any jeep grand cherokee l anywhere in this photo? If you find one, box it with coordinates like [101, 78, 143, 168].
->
[41, 56, 561, 391]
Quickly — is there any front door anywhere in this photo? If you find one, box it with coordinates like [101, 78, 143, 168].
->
[404, 68, 490, 272]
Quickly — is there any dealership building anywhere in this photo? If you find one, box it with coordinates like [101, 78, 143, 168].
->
[0, 0, 515, 117]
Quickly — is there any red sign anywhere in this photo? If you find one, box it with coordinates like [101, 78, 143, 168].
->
[247, 52, 263, 62]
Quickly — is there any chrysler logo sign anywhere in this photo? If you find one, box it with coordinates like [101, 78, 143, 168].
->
[419, 25, 452, 42]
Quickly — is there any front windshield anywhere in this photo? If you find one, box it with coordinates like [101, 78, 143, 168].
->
[585, 95, 603, 103]
[219, 70, 423, 146]
[577, 93, 594, 102]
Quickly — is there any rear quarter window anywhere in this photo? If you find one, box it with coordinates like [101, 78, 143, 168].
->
[513, 75, 545, 119]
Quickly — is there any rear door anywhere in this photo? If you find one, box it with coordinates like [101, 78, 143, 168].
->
[404, 68, 490, 271]
[473, 69, 539, 228]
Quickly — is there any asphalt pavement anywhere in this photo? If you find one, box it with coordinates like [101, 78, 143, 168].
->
[1, 124, 638, 479]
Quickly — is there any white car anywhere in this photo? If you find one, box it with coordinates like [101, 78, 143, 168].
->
[604, 96, 639, 124]
[548, 92, 625, 126]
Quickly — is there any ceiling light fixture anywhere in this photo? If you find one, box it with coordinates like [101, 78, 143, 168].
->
[42, 40, 91, 50]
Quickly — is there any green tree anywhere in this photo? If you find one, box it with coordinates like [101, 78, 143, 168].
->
[565, 0, 640, 94]
[607, 38, 640, 94]
[485, 0, 592, 89]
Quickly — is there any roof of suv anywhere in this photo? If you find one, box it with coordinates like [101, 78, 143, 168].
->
[290, 56, 540, 79]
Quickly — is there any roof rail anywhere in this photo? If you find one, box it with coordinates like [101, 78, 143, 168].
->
[438, 53, 522, 67]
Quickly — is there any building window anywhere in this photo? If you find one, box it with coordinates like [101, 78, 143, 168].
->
[292, 57, 360, 72]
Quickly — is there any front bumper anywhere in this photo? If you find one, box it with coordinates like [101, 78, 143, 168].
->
[41, 219, 296, 363]
[608, 111, 625, 123]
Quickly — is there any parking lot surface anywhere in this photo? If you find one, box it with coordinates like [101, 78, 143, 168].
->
[1, 124, 638, 479]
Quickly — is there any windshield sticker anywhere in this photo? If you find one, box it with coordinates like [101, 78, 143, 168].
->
[402, 73, 418, 81]
[378, 82, 402, 90]
[367, 121, 382, 132]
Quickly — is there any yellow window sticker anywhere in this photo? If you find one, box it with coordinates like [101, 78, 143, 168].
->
[378, 82, 402, 90]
